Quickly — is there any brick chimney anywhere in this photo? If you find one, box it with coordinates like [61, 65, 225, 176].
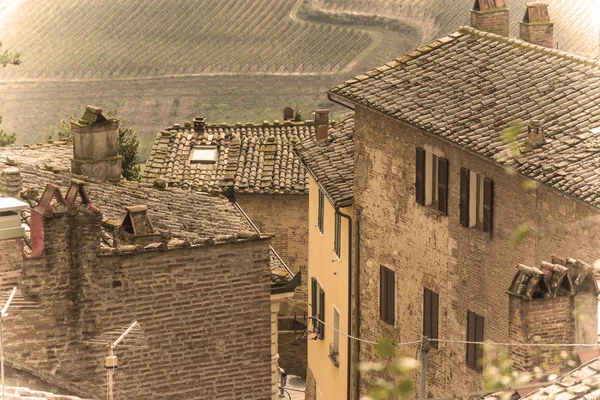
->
[71, 106, 122, 182]
[471, 0, 509, 37]
[507, 257, 598, 372]
[193, 116, 206, 133]
[283, 107, 294, 121]
[526, 120, 545, 148]
[0, 167, 21, 198]
[520, 3, 553, 48]
[314, 109, 329, 143]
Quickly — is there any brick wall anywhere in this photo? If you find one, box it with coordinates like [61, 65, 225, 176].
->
[471, 9, 509, 37]
[354, 105, 600, 398]
[0, 204, 273, 399]
[237, 194, 309, 313]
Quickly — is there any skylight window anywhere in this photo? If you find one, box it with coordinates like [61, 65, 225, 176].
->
[590, 127, 600, 135]
[190, 146, 218, 164]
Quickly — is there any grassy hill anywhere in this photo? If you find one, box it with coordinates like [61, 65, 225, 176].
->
[1, 0, 595, 160]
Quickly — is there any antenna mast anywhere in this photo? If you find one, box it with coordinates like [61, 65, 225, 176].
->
[106, 320, 137, 400]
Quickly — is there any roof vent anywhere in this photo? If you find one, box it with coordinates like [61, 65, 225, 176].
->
[193, 116, 206, 133]
[117, 205, 162, 246]
[526, 120, 545, 149]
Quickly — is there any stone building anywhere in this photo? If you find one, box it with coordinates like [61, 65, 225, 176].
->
[325, 1, 600, 398]
[295, 116, 355, 400]
[143, 111, 314, 315]
[0, 107, 299, 399]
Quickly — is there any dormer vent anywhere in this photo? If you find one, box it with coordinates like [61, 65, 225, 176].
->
[117, 205, 162, 246]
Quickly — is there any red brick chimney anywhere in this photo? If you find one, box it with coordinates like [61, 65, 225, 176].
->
[471, 0, 509, 37]
[519, 3, 553, 48]
[314, 109, 329, 143]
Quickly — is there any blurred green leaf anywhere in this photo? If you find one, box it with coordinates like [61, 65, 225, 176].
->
[397, 379, 414, 396]
[502, 120, 523, 144]
[376, 337, 395, 359]
[522, 179, 539, 190]
[510, 224, 530, 247]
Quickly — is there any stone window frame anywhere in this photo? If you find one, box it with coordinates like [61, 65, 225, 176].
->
[460, 168, 493, 233]
[416, 147, 449, 216]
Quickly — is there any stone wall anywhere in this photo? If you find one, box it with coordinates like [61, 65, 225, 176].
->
[0, 204, 273, 399]
[353, 105, 600, 398]
[237, 193, 309, 313]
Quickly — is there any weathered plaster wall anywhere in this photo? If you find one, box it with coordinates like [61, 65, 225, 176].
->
[353, 105, 600, 398]
[237, 193, 309, 313]
[0, 206, 272, 399]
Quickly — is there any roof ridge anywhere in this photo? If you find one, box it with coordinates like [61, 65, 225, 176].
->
[458, 25, 600, 68]
[163, 119, 316, 132]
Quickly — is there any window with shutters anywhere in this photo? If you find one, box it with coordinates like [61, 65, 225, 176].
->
[311, 278, 326, 340]
[379, 266, 395, 325]
[423, 288, 439, 348]
[334, 213, 341, 257]
[466, 311, 484, 372]
[329, 308, 340, 367]
[318, 189, 325, 234]
[460, 168, 493, 232]
[415, 147, 448, 215]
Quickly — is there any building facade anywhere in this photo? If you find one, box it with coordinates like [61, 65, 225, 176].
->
[295, 117, 355, 400]
[327, 2, 600, 398]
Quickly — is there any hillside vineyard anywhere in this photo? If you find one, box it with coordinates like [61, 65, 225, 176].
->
[0, 0, 371, 80]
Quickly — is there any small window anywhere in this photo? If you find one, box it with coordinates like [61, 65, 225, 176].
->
[416, 148, 448, 215]
[311, 277, 326, 340]
[423, 288, 439, 348]
[190, 146, 218, 164]
[460, 168, 493, 232]
[334, 213, 341, 257]
[466, 311, 484, 372]
[318, 189, 325, 234]
[379, 266, 395, 325]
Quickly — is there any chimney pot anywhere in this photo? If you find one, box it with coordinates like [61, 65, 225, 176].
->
[471, 0, 509, 37]
[193, 116, 206, 132]
[283, 107, 294, 121]
[527, 120, 545, 148]
[314, 109, 329, 143]
[0, 167, 22, 199]
[520, 3, 554, 48]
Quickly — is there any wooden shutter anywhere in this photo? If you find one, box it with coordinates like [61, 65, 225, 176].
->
[311, 278, 318, 331]
[318, 288, 325, 340]
[475, 314, 484, 372]
[460, 168, 470, 227]
[423, 288, 431, 338]
[431, 290, 439, 348]
[415, 148, 426, 205]
[466, 311, 476, 370]
[386, 269, 395, 325]
[483, 178, 494, 233]
[380, 266, 387, 321]
[318, 190, 324, 233]
[334, 213, 341, 257]
[437, 158, 449, 215]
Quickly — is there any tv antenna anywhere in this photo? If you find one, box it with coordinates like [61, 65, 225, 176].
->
[105, 321, 138, 400]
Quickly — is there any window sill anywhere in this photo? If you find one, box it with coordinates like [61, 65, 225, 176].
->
[421, 203, 446, 218]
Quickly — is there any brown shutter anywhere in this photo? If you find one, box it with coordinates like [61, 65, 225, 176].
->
[416, 148, 426, 205]
[431, 290, 439, 348]
[380, 266, 386, 321]
[460, 168, 470, 227]
[386, 269, 395, 325]
[466, 311, 476, 369]
[483, 178, 494, 233]
[311, 278, 318, 331]
[423, 288, 431, 339]
[318, 289, 325, 340]
[475, 315, 484, 372]
[437, 158, 449, 215]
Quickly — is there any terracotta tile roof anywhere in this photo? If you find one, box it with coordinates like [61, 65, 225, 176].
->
[142, 120, 315, 195]
[294, 117, 355, 207]
[330, 26, 600, 208]
[0, 145, 295, 285]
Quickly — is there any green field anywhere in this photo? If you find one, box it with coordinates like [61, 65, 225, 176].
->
[1, 0, 594, 161]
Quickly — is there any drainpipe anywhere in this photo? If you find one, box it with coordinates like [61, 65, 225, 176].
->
[353, 208, 361, 400]
[335, 207, 352, 400]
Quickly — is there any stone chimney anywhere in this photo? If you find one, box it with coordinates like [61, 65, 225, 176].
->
[314, 109, 329, 143]
[471, 0, 509, 37]
[71, 106, 122, 182]
[193, 116, 206, 133]
[520, 3, 553, 48]
[283, 107, 294, 121]
[0, 167, 21, 198]
[507, 257, 598, 372]
[526, 120, 545, 148]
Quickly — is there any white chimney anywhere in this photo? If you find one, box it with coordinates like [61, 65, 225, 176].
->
[0, 197, 28, 240]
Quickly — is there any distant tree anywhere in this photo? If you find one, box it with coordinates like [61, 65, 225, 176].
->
[294, 109, 303, 122]
[118, 124, 142, 182]
[48, 116, 75, 142]
[0, 43, 20, 147]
